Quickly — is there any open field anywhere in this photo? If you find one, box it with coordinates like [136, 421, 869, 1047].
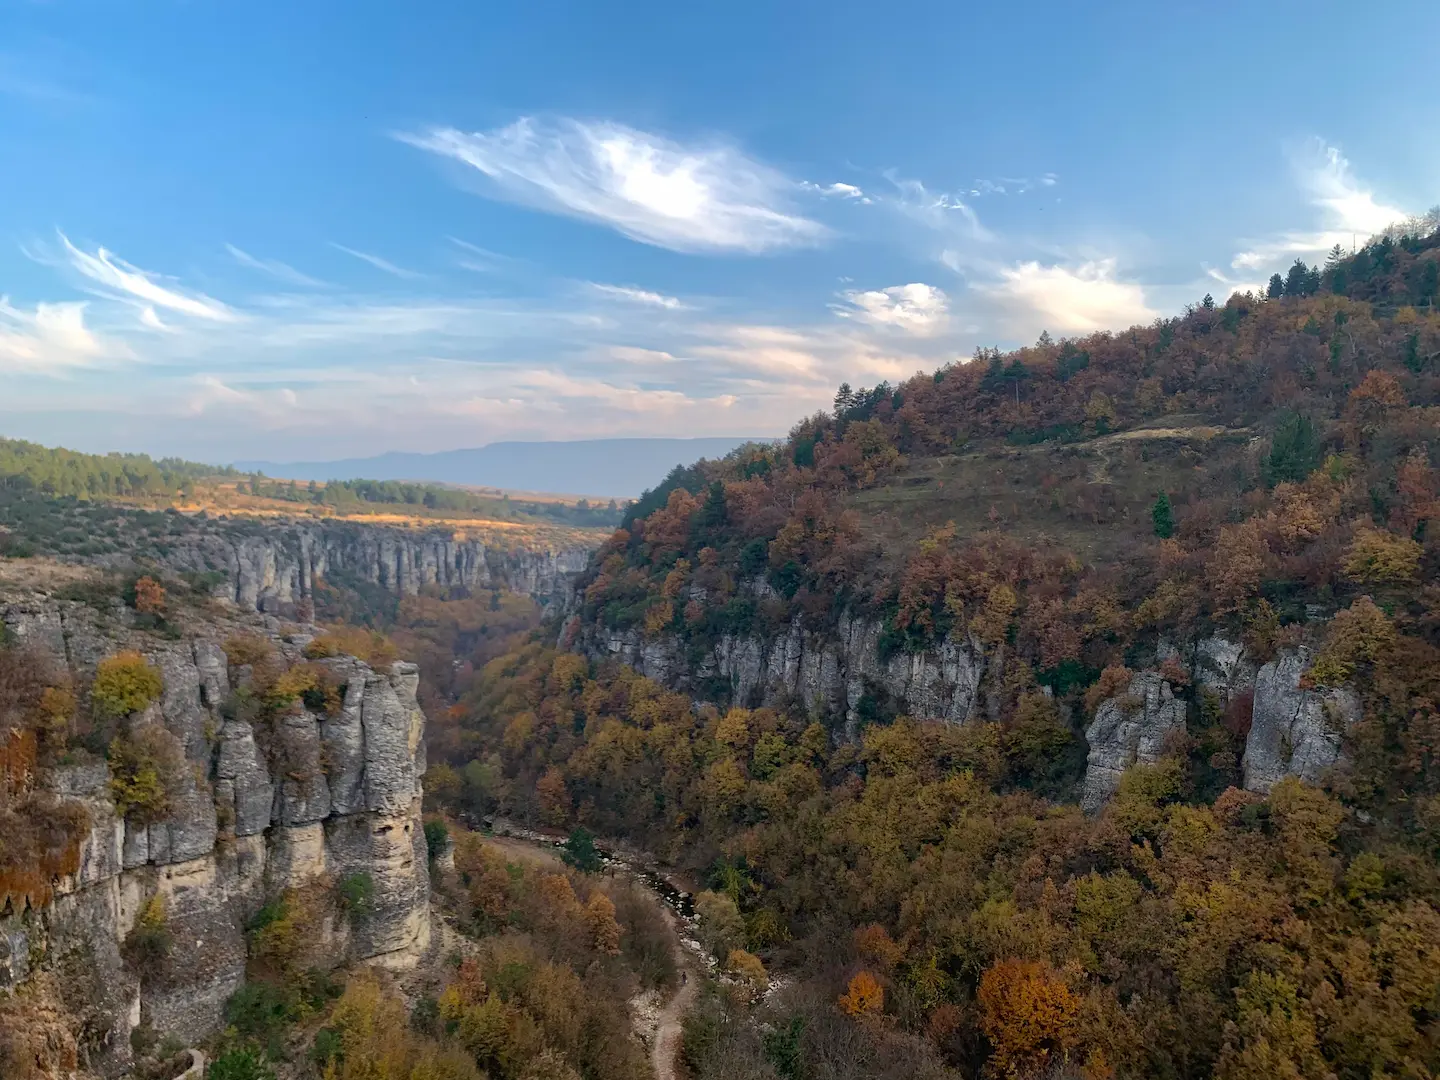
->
[849, 423, 1255, 567]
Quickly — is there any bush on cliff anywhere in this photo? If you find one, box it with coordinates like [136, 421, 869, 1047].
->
[90, 651, 163, 721]
[121, 895, 173, 981]
[107, 724, 185, 823]
[302, 627, 397, 668]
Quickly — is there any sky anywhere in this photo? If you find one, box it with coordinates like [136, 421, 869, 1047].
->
[1, 0, 1438, 464]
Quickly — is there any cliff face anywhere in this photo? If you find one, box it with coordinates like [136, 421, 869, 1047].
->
[576, 610, 985, 739]
[1080, 672, 1188, 812]
[0, 590, 430, 1076]
[572, 595, 1360, 804]
[114, 519, 593, 615]
[1243, 647, 1362, 793]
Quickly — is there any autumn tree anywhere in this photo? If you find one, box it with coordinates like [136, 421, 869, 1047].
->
[839, 970, 885, 1018]
[131, 576, 166, 616]
[978, 959, 1081, 1078]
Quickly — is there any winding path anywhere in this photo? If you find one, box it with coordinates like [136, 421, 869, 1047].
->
[650, 903, 698, 1080]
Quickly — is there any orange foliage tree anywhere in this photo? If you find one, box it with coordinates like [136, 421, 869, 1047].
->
[838, 970, 885, 1018]
[978, 959, 1081, 1078]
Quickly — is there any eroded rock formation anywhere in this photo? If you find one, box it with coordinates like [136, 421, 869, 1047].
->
[1080, 672, 1188, 812]
[0, 591, 430, 1076]
[1243, 648, 1362, 793]
[579, 609, 986, 737]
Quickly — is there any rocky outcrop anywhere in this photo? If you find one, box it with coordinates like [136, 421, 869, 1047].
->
[579, 607, 986, 735]
[0, 592, 431, 1076]
[1243, 648, 1361, 793]
[1081, 672, 1188, 812]
[136, 520, 592, 613]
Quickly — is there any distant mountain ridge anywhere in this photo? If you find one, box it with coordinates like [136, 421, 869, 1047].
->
[236, 437, 765, 498]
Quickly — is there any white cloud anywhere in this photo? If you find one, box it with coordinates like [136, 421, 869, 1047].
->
[1231, 140, 1410, 271]
[226, 244, 326, 288]
[979, 259, 1156, 335]
[802, 180, 870, 203]
[60, 234, 238, 322]
[608, 346, 679, 364]
[330, 243, 422, 279]
[399, 117, 827, 254]
[833, 283, 950, 335]
[447, 237, 521, 274]
[588, 283, 684, 309]
[0, 297, 116, 373]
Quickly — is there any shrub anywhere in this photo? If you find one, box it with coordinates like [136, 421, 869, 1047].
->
[131, 576, 166, 615]
[224, 980, 298, 1044]
[560, 826, 602, 874]
[695, 891, 745, 960]
[222, 632, 275, 669]
[108, 726, 185, 823]
[91, 652, 163, 720]
[337, 872, 375, 918]
[726, 948, 768, 987]
[302, 628, 397, 668]
[838, 970, 884, 1017]
[207, 1046, 276, 1080]
[260, 662, 339, 716]
[423, 818, 449, 862]
[121, 895, 173, 980]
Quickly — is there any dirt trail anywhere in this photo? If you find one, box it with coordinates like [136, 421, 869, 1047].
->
[651, 903, 698, 1080]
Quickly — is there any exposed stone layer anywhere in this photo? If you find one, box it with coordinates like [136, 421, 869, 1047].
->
[126, 520, 591, 613]
[0, 593, 431, 1077]
[575, 584, 987, 735]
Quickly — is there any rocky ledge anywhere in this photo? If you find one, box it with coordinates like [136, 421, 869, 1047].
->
[0, 589, 431, 1077]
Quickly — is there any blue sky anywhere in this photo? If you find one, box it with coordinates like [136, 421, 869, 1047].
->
[2, 0, 1437, 463]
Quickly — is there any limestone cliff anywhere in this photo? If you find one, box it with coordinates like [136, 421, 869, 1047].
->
[86, 517, 593, 614]
[1243, 647, 1362, 793]
[1076, 637, 1361, 808]
[574, 606, 986, 739]
[0, 588, 430, 1076]
[1080, 672, 1188, 812]
[573, 588, 1361, 807]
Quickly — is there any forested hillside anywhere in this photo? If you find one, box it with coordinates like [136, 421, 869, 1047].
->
[425, 225, 1440, 1080]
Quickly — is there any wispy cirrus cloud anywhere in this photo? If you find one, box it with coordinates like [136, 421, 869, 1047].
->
[226, 244, 327, 288]
[58, 233, 238, 322]
[447, 237, 523, 274]
[1231, 140, 1411, 271]
[398, 117, 827, 254]
[832, 282, 949, 335]
[588, 283, 685, 309]
[966, 173, 1058, 197]
[329, 243, 422, 280]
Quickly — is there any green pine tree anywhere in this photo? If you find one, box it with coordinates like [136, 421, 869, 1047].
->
[561, 827, 603, 874]
[1152, 492, 1175, 539]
